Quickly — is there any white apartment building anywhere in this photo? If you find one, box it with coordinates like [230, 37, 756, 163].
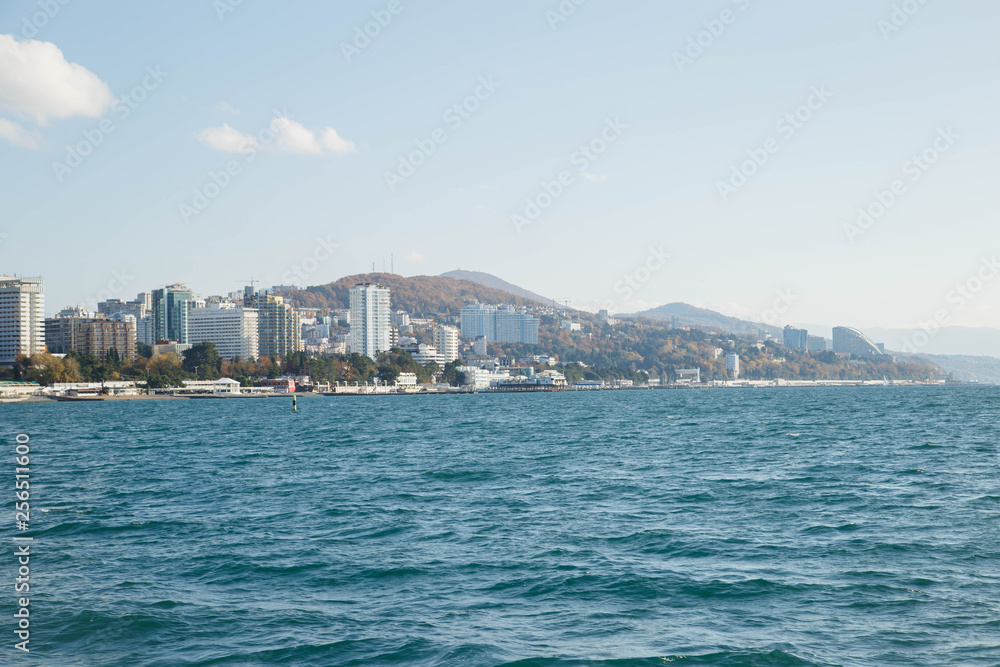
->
[349, 283, 390, 360]
[188, 302, 259, 360]
[411, 343, 444, 367]
[433, 325, 460, 364]
[726, 353, 740, 380]
[0, 276, 45, 365]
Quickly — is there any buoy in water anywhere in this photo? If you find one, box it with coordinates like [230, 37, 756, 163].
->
[293, 395, 297, 412]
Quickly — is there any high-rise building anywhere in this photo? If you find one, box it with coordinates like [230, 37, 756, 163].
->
[349, 283, 391, 359]
[726, 353, 740, 379]
[44, 312, 136, 362]
[460, 301, 538, 344]
[460, 302, 496, 340]
[0, 276, 45, 365]
[783, 326, 809, 350]
[257, 295, 301, 359]
[189, 302, 259, 360]
[136, 316, 155, 346]
[496, 305, 539, 344]
[832, 326, 889, 360]
[472, 336, 487, 356]
[807, 335, 828, 353]
[151, 284, 193, 343]
[433, 325, 460, 364]
[98, 292, 151, 321]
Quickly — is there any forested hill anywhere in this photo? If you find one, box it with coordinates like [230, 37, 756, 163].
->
[277, 273, 546, 316]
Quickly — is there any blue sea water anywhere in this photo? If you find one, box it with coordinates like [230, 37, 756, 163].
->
[2, 386, 1000, 666]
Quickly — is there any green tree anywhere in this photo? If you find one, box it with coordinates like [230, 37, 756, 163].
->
[182, 342, 221, 378]
[377, 363, 400, 384]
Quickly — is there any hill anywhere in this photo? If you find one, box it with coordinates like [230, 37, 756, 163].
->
[914, 354, 1000, 384]
[439, 270, 566, 309]
[631, 302, 783, 337]
[277, 273, 547, 316]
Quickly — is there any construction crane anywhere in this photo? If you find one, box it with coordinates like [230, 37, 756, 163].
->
[235, 278, 259, 306]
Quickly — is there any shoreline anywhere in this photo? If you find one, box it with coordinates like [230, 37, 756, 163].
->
[0, 381, 980, 404]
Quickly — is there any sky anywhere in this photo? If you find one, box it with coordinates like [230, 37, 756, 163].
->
[2, 0, 999, 331]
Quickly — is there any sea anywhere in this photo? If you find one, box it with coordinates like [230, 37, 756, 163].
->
[3, 386, 999, 666]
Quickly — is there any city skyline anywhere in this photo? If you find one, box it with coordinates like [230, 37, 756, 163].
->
[3, 2, 1000, 331]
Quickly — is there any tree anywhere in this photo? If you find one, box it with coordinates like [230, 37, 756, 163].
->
[182, 342, 221, 378]
[441, 360, 464, 386]
[377, 363, 400, 385]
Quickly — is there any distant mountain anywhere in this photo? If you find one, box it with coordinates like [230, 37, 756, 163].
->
[857, 326, 1000, 358]
[278, 273, 549, 316]
[631, 302, 783, 337]
[440, 270, 567, 309]
[914, 354, 1000, 384]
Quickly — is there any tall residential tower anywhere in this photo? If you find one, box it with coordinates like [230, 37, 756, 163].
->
[0, 276, 45, 365]
[349, 283, 391, 359]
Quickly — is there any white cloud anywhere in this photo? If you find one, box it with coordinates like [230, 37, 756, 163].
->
[0, 117, 42, 149]
[216, 102, 240, 114]
[272, 117, 322, 154]
[196, 123, 255, 152]
[321, 127, 356, 155]
[0, 35, 113, 125]
[582, 172, 607, 182]
[196, 117, 356, 157]
[405, 251, 425, 262]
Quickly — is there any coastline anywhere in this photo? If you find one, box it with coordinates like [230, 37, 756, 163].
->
[0, 380, 978, 404]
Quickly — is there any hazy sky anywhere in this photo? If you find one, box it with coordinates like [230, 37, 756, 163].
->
[2, 0, 999, 330]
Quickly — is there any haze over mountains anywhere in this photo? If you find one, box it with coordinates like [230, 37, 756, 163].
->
[444, 271, 1000, 360]
[281, 270, 999, 382]
[439, 270, 566, 309]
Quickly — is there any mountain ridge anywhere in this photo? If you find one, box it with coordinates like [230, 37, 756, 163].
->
[439, 270, 570, 309]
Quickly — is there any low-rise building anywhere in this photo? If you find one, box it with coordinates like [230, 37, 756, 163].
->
[181, 378, 242, 395]
[0, 381, 40, 398]
[411, 343, 444, 367]
[45, 312, 136, 361]
[676, 368, 701, 384]
[396, 372, 418, 387]
[260, 378, 295, 393]
[152, 341, 192, 357]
